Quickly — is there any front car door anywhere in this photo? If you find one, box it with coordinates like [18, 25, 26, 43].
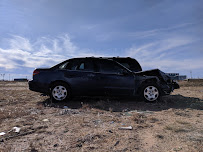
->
[95, 59, 135, 96]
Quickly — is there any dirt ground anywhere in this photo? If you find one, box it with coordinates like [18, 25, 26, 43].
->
[0, 81, 202, 152]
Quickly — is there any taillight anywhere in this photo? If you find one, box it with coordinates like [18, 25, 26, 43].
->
[33, 70, 40, 76]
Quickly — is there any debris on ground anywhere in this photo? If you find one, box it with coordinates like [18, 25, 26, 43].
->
[118, 126, 133, 130]
[58, 109, 80, 115]
[12, 127, 21, 133]
[42, 119, 49, 122]
[0, 132, 5, 136]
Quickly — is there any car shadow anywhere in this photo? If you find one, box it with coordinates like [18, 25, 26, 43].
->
[38, 95, 203, 112]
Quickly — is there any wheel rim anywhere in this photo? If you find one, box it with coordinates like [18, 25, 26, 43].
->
[144, 86, 159, 101]
[52, 85, 68, 101]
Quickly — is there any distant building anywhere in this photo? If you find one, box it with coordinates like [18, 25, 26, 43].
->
[166, 73, 187, 81]
[14, 78, 28, 82]
[178, 75, 187, 80]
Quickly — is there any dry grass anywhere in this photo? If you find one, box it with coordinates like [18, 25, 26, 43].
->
[165, 122, 194, 133]
[0, 107, 28, 123]
[131, 113, 147, 124]
[0, 81, 202, 152]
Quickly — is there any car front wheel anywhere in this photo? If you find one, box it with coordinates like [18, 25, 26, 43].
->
[142, 84, 160, 102]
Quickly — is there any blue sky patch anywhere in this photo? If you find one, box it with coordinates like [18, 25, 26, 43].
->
[0, 0, 202, 80]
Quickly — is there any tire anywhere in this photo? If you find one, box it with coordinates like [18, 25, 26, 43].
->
[50, 82, 70, 102]
[141, 83, 160, 102]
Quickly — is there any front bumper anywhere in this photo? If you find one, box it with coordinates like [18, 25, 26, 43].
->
[161, 81, 180, 95]
[172, 81, 180, 89]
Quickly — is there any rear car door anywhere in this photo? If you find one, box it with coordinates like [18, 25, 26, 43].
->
[63, 59, 102, 96]
[95, 59, 135, 96]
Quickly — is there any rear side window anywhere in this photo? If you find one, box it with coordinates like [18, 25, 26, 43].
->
[97, 59, 123, 74]
[78, 63, 85, 70]
[65, 59, 95, 72]
[66, 60, 79, 70]
[59, 62, 69, 69]
[77, 60, 94, 72]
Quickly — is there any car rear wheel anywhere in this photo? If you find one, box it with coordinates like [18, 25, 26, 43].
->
[142, 84, 160, 102]
[51, 83, 70, 102]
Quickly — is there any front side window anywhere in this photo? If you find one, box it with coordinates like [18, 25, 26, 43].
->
[113, 58, 142, 72]
[98, 60, 123, 74]
[120, 63, 130, 69]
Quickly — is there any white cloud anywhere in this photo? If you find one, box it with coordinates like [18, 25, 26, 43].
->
[0, 34, 105, 70]
[125, 36, 203, 74]
[8, 35, 32, 51]
[128, 22, 195, 39]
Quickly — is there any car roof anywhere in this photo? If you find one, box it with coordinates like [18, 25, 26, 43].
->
[69, 56, 135, 60]
[51, 57, 134, 71]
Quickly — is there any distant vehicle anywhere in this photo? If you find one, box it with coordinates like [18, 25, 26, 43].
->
[29, 57, 179, 102]
[14, 78, 28, 82]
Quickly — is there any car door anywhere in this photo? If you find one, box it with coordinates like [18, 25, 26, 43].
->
[95, 59, 135, 96]
[63, 59, 102, 96]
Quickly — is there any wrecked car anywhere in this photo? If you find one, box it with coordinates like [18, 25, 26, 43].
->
[29, 57, 179, 102]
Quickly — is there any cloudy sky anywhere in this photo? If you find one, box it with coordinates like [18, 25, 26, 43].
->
[0, 0, 203, 80]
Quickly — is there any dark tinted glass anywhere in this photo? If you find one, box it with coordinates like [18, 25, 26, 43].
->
[59, 62, 69, 69]
[66, 60, 79, 70]
[77, 60, 94, 72]
[113, 58, 142, 72]
[98, 60, 123, 74]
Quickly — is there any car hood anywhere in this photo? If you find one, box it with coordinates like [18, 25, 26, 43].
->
[133, 69, 171, 82]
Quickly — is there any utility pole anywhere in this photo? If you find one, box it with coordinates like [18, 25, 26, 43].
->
[0, 74, 5, 81]
[190, 70, 193, 79]
[9, 74, 10, 81]
[2, 74, 5, 81]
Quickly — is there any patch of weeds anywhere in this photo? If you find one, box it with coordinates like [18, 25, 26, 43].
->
[173, 147, 182, 152]
[93, 100, 107, 110]
[64, 127, 69, 133]
[188, 135, 203, 142]
[0, 107, 28, 123]
[176, 120, 190, 125]
[175, 111, 190, 117]
[0, 147, 12, 152]
[149, 117, 159, 123]
[28, 143, 39, 152]
[81, 103, 91, 110]
[76, 134, 105, 148]
[165, 123, 194, 133]
[131, 113, 147, 124]
[109, 107, 113, 112]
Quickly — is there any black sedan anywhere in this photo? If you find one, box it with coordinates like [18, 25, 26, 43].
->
[29, 57, 179, 102]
